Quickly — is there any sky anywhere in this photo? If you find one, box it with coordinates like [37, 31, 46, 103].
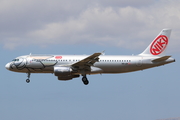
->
[0, 0, 180, 120]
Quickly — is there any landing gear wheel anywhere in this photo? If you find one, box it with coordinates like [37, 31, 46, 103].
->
[82, 77, 89, 85]
[26, 73, 31, 83]
[26, 79, 30, 83]
[83, 80, 89, 85]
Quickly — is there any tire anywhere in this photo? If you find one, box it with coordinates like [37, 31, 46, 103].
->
[82, 77, 89, 85]
[26, 79, 30, 83]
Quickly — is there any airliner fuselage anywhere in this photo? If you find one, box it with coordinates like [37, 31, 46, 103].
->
[6, 55, 175, 73]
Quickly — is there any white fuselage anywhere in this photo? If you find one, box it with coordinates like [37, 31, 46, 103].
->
[5, 54, 175, 74]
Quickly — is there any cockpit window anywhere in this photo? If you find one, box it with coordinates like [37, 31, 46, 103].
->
[12, 59, 19, 61]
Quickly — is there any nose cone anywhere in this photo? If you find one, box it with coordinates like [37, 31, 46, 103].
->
[5, 63, 10, 70]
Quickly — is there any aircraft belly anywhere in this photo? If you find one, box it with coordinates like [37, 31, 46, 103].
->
[95, 63, 137, 73]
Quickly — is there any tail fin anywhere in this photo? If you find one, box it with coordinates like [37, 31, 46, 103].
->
[140, 29, 171, 56]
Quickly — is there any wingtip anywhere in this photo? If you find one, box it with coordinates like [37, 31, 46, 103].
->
[101, 50, 105, 55]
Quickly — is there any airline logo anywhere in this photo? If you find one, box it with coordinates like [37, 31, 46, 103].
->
[55, 56, 62, 59]
[150, 35, 168, 55]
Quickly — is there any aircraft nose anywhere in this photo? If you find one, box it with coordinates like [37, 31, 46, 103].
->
[5, 63, 10, 70]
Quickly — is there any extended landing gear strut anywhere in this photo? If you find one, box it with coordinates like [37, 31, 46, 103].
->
[82, 75, 89, 85]
[26, 73, 31, 83]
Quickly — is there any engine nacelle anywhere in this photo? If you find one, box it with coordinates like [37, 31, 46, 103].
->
[54, 66, 72, 76]
[58, 75, 80, 81]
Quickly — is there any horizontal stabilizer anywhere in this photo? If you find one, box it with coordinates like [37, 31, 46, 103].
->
[152, 56, 171, 62]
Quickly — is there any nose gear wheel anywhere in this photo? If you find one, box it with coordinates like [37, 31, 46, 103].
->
[26, 73, 31, 83]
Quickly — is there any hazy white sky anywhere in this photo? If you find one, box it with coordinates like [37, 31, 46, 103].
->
[1, 0, 180, 120]
[1, 0, 180, 51]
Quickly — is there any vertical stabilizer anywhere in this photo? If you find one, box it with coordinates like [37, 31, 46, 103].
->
[140, 29, 171, 56]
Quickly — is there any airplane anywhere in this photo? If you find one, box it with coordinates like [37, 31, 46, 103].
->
[5, 29, 175, 85]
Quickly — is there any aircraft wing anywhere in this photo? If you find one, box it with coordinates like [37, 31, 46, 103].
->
[71, 52, 102, 67]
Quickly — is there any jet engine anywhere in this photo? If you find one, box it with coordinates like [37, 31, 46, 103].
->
[54, 66, 73, 76]
[54, 66, 80, 80]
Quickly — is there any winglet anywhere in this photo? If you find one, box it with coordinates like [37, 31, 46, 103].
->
[101, 50, 105, 55]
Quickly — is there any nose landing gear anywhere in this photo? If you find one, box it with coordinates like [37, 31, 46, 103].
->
[26, 73, 31, 83]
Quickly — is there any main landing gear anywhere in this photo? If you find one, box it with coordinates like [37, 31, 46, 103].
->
[26, 73, 31, 83]
[82, 75, 89, 85]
